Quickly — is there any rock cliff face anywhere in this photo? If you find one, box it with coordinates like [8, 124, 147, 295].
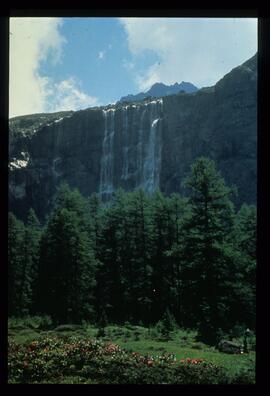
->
[9, 54, 257, 221]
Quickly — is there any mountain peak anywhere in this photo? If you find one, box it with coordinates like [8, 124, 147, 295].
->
[119, 81, 198, 103]
[151, 82, 165, 88]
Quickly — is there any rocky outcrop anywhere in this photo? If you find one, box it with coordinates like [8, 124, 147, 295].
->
[119, 81, 198, 103]
[9, 54, 257, 221]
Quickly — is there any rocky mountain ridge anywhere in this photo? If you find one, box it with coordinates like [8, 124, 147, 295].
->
[119, 81, 198, 103]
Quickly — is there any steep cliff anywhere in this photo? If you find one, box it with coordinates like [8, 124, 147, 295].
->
[9, 54, 257, 221]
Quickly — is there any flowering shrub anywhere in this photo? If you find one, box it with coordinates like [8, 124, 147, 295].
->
[8, 336, 230, 384]
[180, 358, 204, 364]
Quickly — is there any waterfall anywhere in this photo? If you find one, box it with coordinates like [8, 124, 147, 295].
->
[99, 109, 115, 200]
[141, 99, 163, 193]
[136, 106, 147, 184]
[121, 106, 129, 181]
[100, 99, 163, 200]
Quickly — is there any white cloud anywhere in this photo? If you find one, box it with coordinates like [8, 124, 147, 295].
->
[98, 50, 105, 59]
[9, 18, 64, 117]
[119, 18, 257, 90]
[46, 77, 99, 112]
[9, 17, 98, 118]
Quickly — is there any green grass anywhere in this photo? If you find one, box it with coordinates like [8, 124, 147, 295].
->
[8, 319, 255, 383]
[105, 327, 255, 380]
[117, 340, 254, 378]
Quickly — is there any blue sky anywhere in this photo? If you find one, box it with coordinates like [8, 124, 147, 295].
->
[9, 17, 257, 117]
[39, 18, 142, 104]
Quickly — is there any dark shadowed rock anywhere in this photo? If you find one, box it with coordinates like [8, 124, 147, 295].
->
[217, 340, 242, 354]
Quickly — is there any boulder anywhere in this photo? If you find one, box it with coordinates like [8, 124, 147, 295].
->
[53, 324, 84, 332]
[217, 340, 242, 354]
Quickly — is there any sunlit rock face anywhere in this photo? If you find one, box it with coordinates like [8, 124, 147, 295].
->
[9, 54, 257, 221]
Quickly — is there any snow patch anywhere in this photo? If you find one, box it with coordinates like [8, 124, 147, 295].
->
[9, 159, 29, 169]
[54, 117, 64, 123]
[9, 152, 30, 169]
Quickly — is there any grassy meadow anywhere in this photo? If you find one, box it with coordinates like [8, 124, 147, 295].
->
[8, 317, 255, 384]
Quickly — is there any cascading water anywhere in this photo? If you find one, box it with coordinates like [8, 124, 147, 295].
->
[141, 99, 163, 193]
[121, 106, 129, 181]
[136, 106, 147, 184]
[99, 98, 163, 200]
[99, 108, 115, 201]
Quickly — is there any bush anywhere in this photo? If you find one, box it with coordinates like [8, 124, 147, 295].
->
[191, 342, 204, 350]
[124, 330, 131, 338]
[8, 335, 235, 384]
[132, 330, 141, 341]
[97, 309, 108, 328]
[96, 310, 108, 338]
[96, 328, 105, 338]
[8, 316, 53, 331]
[111, 329, 124, 337]
[231, 368, 255, 384]
[147, 326, 160, 340]
[155, 310, 177, 340]
[124, 322, 134, 331]
[155, 321, 172, 341]
[230, 324, 246, 338]
[28, 316, 53, 330]
[248, 333, 256, 351]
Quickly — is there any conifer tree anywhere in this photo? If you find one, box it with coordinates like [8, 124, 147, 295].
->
[21, 208, 41, 315]
[8, 212, 25, 316]
[234, 204, 256, 261]
[96, 308, 108, 337]
[157, 309, 176, 340]
[123, 189, 152, 323]
[228, 204, 256, 328]
[182, 157, 236, 343]
[96, 189, 128, 322]
[38, 184, 97, 323]
[164, 194, 188, 325]
[149, 190, 176, 322]
[88, 193, 102, 251]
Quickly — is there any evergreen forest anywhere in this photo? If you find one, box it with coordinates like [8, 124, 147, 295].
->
[8, 157, 256, 346]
